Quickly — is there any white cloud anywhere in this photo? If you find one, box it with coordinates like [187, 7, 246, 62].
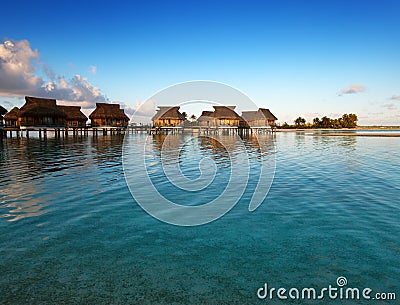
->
[389, 95, 400, 101]
[0, 39, 118, 109]
[383, 103, 396, 110]
[90, 65, 97, 74]
[37, 74, 108, 108]
[0, 40, 43, 95]
[338, 84, 366, 96]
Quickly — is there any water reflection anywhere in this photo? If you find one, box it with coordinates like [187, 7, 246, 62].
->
[311, 134, 357, 151]
[337, 136, 357, 150]
[241, 134, 276, 158]
[0, 179, 46, 222]
[151, 134, 239, 167]
[311, 134, 359, 171]
[1, 132, 399, 304]
[151, 134, 186, 164]
[150, 133, 276, 164]
[90, 135, 124, 167]
[140, 133, 276, 210]
[0, 136, 125, 221]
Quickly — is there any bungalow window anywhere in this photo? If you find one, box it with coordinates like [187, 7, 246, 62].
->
[43, 117, 53, 125]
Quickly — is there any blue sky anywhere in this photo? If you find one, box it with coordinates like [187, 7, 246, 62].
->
[1, 0, 400, 125]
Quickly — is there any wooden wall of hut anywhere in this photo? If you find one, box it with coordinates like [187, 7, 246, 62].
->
[66, 120, 86, 127]
[246, 119, 268, 127]
[89, 103, 129, 127]
[20, 116, 66, 127]
[91, 118, 129, 127]
[153, 119, 184, 127]
[218, 118, 240, 126]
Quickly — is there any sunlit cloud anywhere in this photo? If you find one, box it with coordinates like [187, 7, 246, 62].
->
[0, 39, 123, 110]
[389, 95, 400, 101]
[132, 99, 156, 117]
[0, 39, 42, 95]
[338, 84, 366, 96]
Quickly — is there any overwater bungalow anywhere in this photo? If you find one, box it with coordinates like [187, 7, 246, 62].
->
[241, 108, 278, 127]
[197, 106, 245, 127]
[89, 103, 129, 127]
[197, 111, 214, 127]
[19, 96, 66, 127]
[59, 106, 88, 127]
[152, 106, 185, 127]
[4, 107, 20, 127]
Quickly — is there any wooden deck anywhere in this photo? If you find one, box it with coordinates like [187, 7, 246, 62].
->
[149, 125, 276, 135]
[1, 125, 276, 139]
[0, 126, 143, 139]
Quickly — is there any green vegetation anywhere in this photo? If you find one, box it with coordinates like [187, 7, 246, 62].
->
[280, 113, 358, 129]
[183, 113, 198, 126]
[190, 114, 197, 122]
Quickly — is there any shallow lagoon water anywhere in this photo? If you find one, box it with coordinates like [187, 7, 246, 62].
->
[0, 132, 399, 304]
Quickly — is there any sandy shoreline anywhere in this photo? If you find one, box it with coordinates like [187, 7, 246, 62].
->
[276, 127, 400, 132]
[309, 133, 400, 137]
[275, 128, 400, 137]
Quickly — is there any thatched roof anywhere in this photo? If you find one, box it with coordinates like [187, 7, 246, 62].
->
[0, 105, 7, 116]
[152, 106, 185, 121]
[19, 96, 66, 118]
[4, 107, 20, 120]
[241, 111, 259, 121]
[58, 106, 88, 121]
[89, 103, 129, 120]
[259, 108, 277, 120]
[242, 108, 277, 121]
[210, 106, 241, 119]
[197, 111, 213, 121]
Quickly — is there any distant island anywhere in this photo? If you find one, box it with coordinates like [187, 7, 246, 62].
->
[279, 114, 358, 129]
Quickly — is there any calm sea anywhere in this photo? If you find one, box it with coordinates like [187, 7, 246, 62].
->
[0, 132, 399, 304]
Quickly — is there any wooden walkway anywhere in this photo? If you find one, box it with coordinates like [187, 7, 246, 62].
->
[0, 126, 149, 139]
[149, 126, 276, 135]
[1, 125, 276, 139]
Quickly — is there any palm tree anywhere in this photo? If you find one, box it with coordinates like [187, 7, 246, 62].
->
[341, 113, 358, 128]
[294, 117, 306, 127]
[321, 116, 331, 128]
[189, 114, 197, 126]
[313, 117, 321, 128]
[181, 112, 188, 121]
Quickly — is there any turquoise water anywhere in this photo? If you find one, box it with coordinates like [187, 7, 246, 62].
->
[0, 133, 399, 304]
